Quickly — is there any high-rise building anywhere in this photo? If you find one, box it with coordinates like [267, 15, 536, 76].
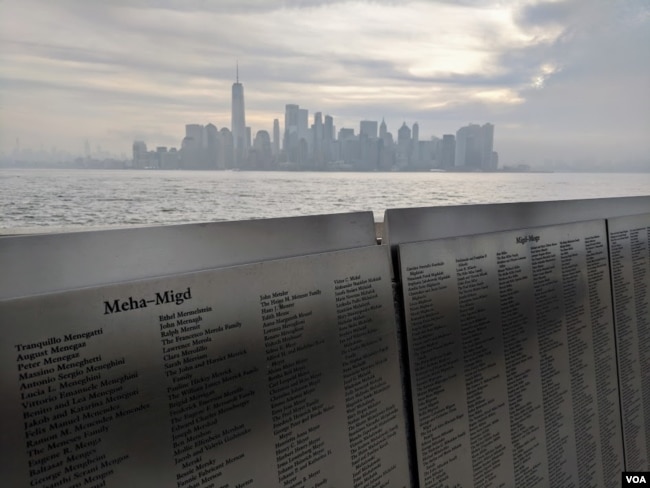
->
[338, 128, 355, 141]
[272, 119, 280, 156]
[412, 122, 420, 165]
[284, 104, 300, 163]
[313, 112, 323, 165]
[379, 118, 387, 141]
[323, 115, 334, 163]
[441, 134, 456, 169]
[360, 120, 378, 139]
[183, 124, 204, 168]
[205, 123, 219, 169]
[455, 123, 495, 170]
[219, 128, 234, 169]
[397, 122, 411, 168]
[252, 130, 272, 169]
[231, 65, 246, 166]
[480, 123, 494, 170]
[132, 140, 148, 168]
[298, 109, 309, 159]
[455, 123, 481, 168]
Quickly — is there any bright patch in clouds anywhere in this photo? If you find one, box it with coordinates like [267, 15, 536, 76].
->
[474, 89, 524, 104]
[532, 63, 560, 88]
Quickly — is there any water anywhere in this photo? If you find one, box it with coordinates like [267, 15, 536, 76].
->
[1, 168, 649, 231]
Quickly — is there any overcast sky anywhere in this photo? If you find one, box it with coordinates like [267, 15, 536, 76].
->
[1, 0, 648, 164]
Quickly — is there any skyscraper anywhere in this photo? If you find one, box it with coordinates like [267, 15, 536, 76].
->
[360, 120, 378, 139]
[397, 122, 412, 168]
[441, 134, 456, 169]
[298, 109, 309, 159]
[313, 112, 323, 165]
[455, 123, 495, 169]
[284, 104, 300, 163]
[272, 119, 280, 156]
[323, 115, 334, 163]
[480, 123, 494, 170]
[231, 64, 246, 166]
[412, 122, 420, 165]
[379, 118, 387, 141]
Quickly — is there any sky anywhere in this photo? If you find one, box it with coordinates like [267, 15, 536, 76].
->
[1, 0, 649, 165]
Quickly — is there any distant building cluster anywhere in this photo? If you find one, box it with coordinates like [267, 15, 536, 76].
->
[133, 73, 498, 172]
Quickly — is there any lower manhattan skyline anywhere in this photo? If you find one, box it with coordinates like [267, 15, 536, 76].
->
[1, 1, 648, 169]
[130, 77, 499, 172]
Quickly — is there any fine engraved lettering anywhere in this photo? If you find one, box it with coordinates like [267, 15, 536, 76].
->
[515, 234, 541, 245]
[104, 287, 192, 314]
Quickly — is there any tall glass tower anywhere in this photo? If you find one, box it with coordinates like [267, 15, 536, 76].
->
[231, 64, 246, 166]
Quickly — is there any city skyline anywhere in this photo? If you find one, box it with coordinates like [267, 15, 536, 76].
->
[130, 89, 499, 171]
[131, 67, 498, 172]
[1, 1, 649, 167]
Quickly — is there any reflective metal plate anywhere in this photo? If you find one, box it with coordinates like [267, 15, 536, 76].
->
[0, 211, 377, 300]
[0, 244, 410, 487]
[384, 196, 650, 249]
[399, 220, 623, 487]
[608, 213, 650, 471]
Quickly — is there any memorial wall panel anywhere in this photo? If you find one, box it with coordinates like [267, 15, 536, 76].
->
[0, 211, 377, 300]
[0, 244, 410, 487]
[608, 213, 650, 471]
[399, 220, 623, 487]
[384, 196, 650, 250]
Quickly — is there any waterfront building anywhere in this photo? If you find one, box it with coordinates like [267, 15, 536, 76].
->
[132, 140, 147, 168]
[455, 123, 496, 170]
[298, 109, 309, 144]
[219, 127, 234, 169]
[360, 120, 378, 139]
[252, 130, 273, 169]
[205, 123, 220, 169]
[180, 124, 204, 168]
[397, 122, 411, 168]
[481, 123, 495, 170]
[455, 123, 481, 169]
[338, 128, 354, 141]
[411, 122, 420, 167]
[231, 66, 247, 167]
[312, 112, 324, 166]
[272, 119, 280, 156]
[323, 115, 334, 163]
[284, 104, 300, 163]
[441, 134, 456, 169]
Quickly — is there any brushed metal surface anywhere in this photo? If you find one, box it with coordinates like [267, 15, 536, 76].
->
[399, 220, 623, 487]
[0, 212, 376, 300]
[383, 196, 650, 249]
[0, 245, 409, 487]
[608, 213, 650, 471]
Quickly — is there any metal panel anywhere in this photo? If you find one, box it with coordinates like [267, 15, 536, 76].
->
[384, 196, 650, 249]
[399, 220, 623, 487]
[0, 244, 410, 487]
[608, 213, 650, 471]
[0, 212, 376, 300]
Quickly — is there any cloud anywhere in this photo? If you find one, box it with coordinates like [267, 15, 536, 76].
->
[0, 0, 648, 165]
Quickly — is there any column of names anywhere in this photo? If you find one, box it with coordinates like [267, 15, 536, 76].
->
[15, 328, 139, 488]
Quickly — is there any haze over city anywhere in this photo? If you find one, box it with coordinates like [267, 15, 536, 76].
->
[1, 0, 649, 168]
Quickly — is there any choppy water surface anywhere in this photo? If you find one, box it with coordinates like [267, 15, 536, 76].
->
[1, 169, 649, 230]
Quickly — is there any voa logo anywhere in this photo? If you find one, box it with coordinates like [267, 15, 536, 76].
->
[626, 475, 647, 484]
